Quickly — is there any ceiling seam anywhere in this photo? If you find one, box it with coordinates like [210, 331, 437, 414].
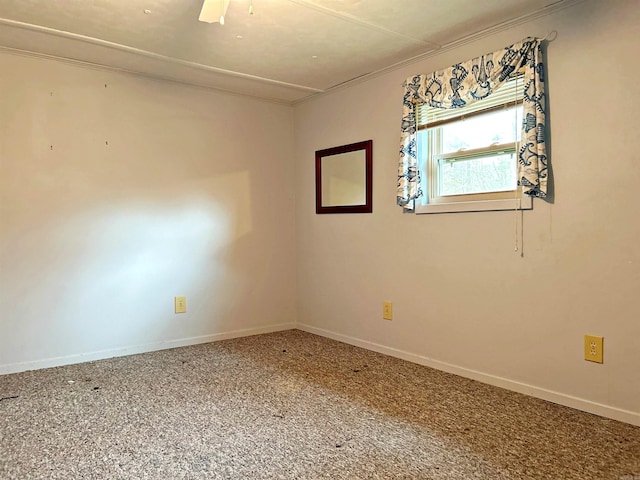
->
[0, 0, 588, 105]
[0, 46, 297, 107]
[0, 17, 323, 94]
[437, 0, 585, 51]
[293, 0, 588, 105]
[285, 0, 442, 49]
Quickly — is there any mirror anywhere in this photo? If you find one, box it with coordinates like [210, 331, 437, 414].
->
[315, 140, 372, 214]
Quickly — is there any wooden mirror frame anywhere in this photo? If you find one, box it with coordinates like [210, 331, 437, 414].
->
[315, 140, 373, 214]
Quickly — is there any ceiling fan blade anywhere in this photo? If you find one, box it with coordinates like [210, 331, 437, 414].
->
[199, 0, 231, 23]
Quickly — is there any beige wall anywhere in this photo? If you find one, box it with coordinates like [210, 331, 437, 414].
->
[1, 0, 638, 426]
[0, 53, 297, 372]
[294, 0, 640, 424]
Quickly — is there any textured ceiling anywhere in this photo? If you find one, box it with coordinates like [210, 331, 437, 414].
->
[0, 0, 567, 103]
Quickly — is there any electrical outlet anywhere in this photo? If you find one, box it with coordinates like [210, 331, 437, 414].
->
[584, 335, 603, 363]
[383, 301, 393, 321]
[174, 296, 187, 314]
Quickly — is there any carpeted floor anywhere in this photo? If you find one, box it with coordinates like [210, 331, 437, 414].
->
[1, 330, 639, 479]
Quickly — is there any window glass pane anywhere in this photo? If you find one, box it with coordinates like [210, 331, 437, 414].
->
[438, 152, 517, 196]
[441, 106, 522, 154]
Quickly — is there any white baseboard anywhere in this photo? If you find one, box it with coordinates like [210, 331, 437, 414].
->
[0, 322, 296, 375]
[297, 323, 640, 427]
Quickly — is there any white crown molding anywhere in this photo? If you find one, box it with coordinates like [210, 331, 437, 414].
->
[0, 46, 299, 106]
[0, 17, 322, 94]
[293, 0, 587, 105]
[0, 0, 587, 104]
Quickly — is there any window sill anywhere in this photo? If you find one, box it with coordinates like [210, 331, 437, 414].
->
[415, 196, 532, 214]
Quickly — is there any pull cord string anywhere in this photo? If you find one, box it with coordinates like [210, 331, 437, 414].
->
[514, 73, 521, 254]
[520, 205, 524, 258]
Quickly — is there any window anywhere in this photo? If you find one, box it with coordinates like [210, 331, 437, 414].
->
[398, 38, 547, 213]
[415, 75, 532, 214]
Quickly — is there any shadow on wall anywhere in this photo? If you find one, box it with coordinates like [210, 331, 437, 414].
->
[0, 170, 254, 365]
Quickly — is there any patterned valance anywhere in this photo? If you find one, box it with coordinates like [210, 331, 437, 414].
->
[398, 37, 547, 212]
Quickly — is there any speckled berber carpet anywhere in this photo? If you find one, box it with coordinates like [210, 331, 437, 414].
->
[1, 330, 639, 479]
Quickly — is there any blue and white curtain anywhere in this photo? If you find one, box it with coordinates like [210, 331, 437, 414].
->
[398, 37, 547, 212]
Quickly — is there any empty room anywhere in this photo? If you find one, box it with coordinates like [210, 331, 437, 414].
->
[1, 0, 639, 478]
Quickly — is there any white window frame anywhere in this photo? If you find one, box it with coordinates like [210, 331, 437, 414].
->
[415, 76, 532, 215]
